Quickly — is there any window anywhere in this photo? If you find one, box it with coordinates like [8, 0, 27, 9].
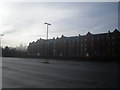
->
[69, 44, 71, 47]
[86, 53, 89, 57]
[112, 36, 115, 39]
[53, 49, 56, 53]
[81, 39, 83, 42]
[72, 43, 74, 47]
[91, 38, 93, 41]
[97, 37, 99, 41]
[60, 52, 63, 56]
[37, 53, 40, 56]
[112, 42, 114, 45]
[69, 40, 71, 43]
[91, 43, 93, 46]
[107, 37, 110, 40]
[81, 44, 83, 47]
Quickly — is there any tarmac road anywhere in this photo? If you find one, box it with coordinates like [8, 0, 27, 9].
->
[2, 57, 119, 88]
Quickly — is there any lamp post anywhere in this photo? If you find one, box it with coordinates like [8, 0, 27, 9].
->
[0, 34, 4, 60]
[0, 34, 3, 90]
[44, 22, 51, 63]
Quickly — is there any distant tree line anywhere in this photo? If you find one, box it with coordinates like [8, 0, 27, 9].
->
[2, 46, 28, 58]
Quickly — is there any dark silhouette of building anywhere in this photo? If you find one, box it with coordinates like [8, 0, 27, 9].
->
[27, 29, 120, 60]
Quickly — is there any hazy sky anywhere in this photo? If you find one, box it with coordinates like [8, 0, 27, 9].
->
[0, 2, 118, 47]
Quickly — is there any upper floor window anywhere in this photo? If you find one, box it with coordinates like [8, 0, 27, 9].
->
[84, 38, 86, 42]
[107, 37, 110, 40]
[69, 40, 71, 43]
[69, 44, 71, 47]
[112, 42, 114, 45]
[53, 49, 56, 53]
[81, 44, 83, 47]
[91, 43, 94, 46]
[91, 38, 93, 41]
[112, 36, 115, 40]
[97, 37, 99, 41]
[81, 39, 83, 42]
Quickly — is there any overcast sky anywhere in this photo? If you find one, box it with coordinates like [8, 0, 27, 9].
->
[0, 2, 118, 47]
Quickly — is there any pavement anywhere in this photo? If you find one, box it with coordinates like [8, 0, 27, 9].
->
[2, 57, 119, 88]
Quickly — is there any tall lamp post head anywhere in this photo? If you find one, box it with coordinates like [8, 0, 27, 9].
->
[0, 34, 4, 36]
[44, 22, 51, 26]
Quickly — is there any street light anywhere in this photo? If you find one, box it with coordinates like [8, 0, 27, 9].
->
[0, 34, 4, 59]
[44, 22, 51, 63]
[0, 34, 3, 90]
[44, 23, 51, 40]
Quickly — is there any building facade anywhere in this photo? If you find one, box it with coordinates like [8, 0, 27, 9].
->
[27, 29, 120, 59]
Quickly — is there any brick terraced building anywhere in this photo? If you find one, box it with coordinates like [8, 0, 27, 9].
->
[27, 29, 120, 60]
